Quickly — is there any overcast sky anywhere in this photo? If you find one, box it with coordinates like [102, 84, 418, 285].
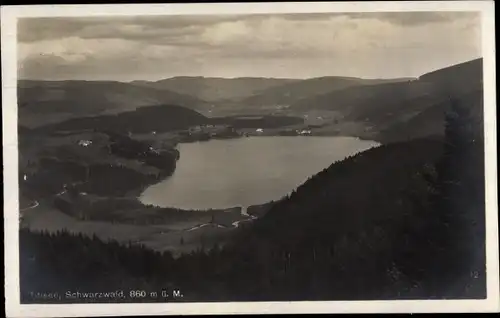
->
[17, 12, 481, 81]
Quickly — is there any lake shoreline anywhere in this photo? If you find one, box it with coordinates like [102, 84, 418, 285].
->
[21, 132, 380, 256]
[138, 135, 380, 210]
[50, 135, 378, 234]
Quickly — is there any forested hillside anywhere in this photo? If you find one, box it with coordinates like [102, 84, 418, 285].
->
[18, 80, 209, 128]
[20, 95, 485, 302]
[293, 58, 483, 144]
[237, 76, 413, 108]
[34, 104, 209, 135]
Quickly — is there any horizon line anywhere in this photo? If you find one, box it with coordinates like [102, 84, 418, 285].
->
[17, 57, 482, 83]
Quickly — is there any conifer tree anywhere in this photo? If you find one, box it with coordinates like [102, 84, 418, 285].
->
[427, 97, 485, 296]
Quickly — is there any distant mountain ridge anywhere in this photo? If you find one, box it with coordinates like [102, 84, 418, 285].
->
[130, 76, 415, 108]
[292, 58, 484, 143]
[131, 76, 300, 102]
[293, 58, 482, 110]
[236, 76, 415, 108]
[19, 58, 482, 142]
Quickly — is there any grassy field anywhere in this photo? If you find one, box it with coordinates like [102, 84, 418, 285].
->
[21, 199, 243, 256]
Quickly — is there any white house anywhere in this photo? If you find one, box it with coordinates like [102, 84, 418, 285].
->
[78, 140, 92, 147]
[189, 125, 202, 133]
[149, 146, 160, 154]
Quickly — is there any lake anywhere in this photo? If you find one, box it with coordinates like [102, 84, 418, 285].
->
[139, 136, 380, 210]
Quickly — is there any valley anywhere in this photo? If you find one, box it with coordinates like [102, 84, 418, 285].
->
[18, 58, 486, 301]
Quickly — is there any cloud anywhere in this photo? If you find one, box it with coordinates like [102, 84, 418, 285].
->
[17, 12, 481, 80]
[18, 12, 476, 43]
[343, 11, 476, 26]
[17, 15, 253, 43]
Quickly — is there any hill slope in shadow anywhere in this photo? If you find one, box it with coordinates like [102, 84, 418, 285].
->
[18, 80, 209, 128]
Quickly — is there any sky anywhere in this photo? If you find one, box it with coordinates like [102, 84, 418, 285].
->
[17, 12, 482, 81]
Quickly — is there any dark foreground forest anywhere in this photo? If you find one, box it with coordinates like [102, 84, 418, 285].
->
[19, 97, 486, 303]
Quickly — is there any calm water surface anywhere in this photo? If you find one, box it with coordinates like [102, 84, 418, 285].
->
[139, 136, 379, 210]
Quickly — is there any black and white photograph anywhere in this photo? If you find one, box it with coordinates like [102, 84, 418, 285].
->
[3, 1, 499, 316]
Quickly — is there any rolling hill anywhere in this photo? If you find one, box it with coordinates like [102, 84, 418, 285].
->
[292, 58, 483, 143]
[130, 77, 299, 103]
[34, 104, 209, 135]
[237, 76, 415, 108]
[419, 57, 483, 93]
[377, 88, 483, 143]
[18, 80, 209, 128]
[18, 58, 481, 134]
[294, 58, 482, 111]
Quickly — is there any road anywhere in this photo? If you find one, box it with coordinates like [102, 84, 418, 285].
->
[20, 200, 39, 212]
[231, 216, 257, 228]
[20, 185, 68, 213]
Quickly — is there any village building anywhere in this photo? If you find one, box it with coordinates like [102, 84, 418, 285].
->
[189, 124, 230, 134]
[78, 139, 92, 147]
[188, 125, 203, 133]
[148, 146, 160, 154]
